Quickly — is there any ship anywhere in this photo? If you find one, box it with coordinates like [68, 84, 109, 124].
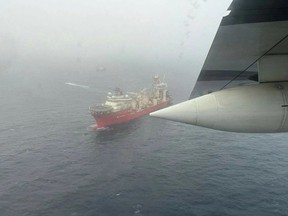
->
[88, 75, 171, 130]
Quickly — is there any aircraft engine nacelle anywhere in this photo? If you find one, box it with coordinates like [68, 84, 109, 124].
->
[150, 82, 288, 133]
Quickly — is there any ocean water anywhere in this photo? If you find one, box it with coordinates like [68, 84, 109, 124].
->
[1, 67, 288, 216]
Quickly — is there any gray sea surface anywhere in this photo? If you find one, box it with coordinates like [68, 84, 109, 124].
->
[1, 67, 288, 216]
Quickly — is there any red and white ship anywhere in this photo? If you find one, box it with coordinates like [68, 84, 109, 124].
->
[89, 75, 171, 130]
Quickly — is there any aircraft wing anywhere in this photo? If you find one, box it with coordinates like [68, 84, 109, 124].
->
[151, 0, 288, 133]
[190, 0, 288, 99]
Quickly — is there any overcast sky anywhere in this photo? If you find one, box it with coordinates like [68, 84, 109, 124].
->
[0, 0, 232, 77]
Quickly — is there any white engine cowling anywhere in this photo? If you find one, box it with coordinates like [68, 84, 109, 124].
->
[150, 82, 288, 133]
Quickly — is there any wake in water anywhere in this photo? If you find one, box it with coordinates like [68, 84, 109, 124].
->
[65, 82, 107, 94]
[65, 82, 89, 89]
[87, 124, 109, 132]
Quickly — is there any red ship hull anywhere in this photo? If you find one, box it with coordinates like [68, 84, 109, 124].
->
[91, 101, 170, 129]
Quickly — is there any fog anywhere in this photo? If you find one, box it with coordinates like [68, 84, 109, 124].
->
[0, 0, 231, 98]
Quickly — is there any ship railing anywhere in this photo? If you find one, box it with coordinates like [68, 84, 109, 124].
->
[107, 97, 132, 102]
[89, 105, 113, 114]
